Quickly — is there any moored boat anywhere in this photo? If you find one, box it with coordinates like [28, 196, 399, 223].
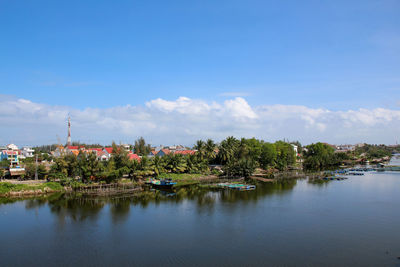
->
[146, 178, 177, 189]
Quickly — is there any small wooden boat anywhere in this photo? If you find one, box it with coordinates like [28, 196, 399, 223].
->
[146, 178, 177, 189]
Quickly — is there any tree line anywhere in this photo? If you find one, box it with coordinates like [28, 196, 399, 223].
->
[19, 137, 299, 182]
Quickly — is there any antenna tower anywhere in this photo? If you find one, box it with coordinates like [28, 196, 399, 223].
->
[67, 116, 71, 146]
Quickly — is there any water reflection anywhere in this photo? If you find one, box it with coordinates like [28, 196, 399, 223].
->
[14, 180, 298, 224]
[2, 173, 400, 267]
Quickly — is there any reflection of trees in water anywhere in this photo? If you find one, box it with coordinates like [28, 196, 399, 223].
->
[24, 193, 64, 210]
[47, 194, 106, 225]
[5, 180, 298, 224]
[218, 180, 297, 203]
[109, 197, 131, 224]
[307, 179, 331, 188]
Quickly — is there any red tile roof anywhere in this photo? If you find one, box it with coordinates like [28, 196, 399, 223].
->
[67, 146, 79, 150]
[96, 151, 106, 157]
[128, 153, 141, 162]
[174, 150, 196, 155]
[104, 147, 113, 154]
[87, 148, 103, 152]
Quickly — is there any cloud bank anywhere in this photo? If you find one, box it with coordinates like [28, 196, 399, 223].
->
[0, 95, 399, 146]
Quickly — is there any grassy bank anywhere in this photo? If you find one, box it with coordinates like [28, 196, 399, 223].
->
[0, 182, 64, 197]
[157, 173, 207, 186]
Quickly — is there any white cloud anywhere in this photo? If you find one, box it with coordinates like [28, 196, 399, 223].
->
[0, 95, 399, 146]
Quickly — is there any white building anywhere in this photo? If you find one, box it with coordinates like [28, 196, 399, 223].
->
[22, 147, 34, 158]
[291, 144, 298, 154]
[6, 144, 19, 151]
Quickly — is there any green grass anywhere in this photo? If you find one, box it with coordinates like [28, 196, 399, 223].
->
[157, 173, 203, 180]
[0, 182, 64, 195]
[157, 173, 204, 186]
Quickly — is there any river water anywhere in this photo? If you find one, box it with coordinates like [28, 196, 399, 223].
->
[1, 159, 400, 266]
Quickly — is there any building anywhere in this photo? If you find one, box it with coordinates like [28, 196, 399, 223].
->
[66, 146, 80, 156]
[21, 147, 34, 158]
[147, 151, 157, 157]
[336, 144, 355, 152]
[174, 150, 196, 155]
[6, 144, 18, 151]
[52, 146, 65, 158]
[103, 147, 114, 160]
[128, 152, 141, 162]
[156, 149, 171, 157]
[291, 144, 298, 154]
[87, 148, 108, 161]
[1, 150, 19, 167]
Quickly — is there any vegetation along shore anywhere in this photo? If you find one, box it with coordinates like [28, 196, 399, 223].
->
[1, 137, 398, 198]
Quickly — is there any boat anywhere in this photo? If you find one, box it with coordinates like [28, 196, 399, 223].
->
[146, 178, 177, 189]
[216, 183, 256, 191]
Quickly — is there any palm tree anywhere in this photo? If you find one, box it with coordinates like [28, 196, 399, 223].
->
[194, 140, 206, 160]
[205, 139, 216, 161]
[218, 136, 239, 164]
[152, 156, 165, 176]
[165, 154, 187, 173]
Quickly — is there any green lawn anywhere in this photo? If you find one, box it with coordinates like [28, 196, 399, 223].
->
[0, 182, 64, 195]
[157, 173, 204, 186]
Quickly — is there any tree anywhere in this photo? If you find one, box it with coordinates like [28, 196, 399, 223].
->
[77, 152, 104, 182]
[260, 142, 277, 169]
[111, 142, 129, 170]
[223, 158, 256, 178]
[152, 156, 165, 176]
[303, 142, 335, 170]
[25, 162, 47, 180]
[134, 137, 151, 156]
[274, 141, 296, 171]
[0, 159, 10, 169]
[51, 158, 69, 176]
[0, 168, 4, 180]
[218, 136, 239, 164]
[242, 138, 263, 163]
[204, 139, 216, 162]
[64, 154, 79, 177]
[165, 154, 187, 173]
[194, 140, 206, 160]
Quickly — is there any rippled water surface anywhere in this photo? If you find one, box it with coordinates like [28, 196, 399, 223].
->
[1, 160, 400, 266]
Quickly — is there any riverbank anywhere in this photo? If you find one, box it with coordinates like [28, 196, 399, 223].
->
[0, 181, 64, 197]
[0, 166, 370, 198]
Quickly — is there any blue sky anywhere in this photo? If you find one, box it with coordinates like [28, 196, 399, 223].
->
[1, 0, 400, 145]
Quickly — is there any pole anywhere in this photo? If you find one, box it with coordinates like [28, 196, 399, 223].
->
[35, 154, 38, 180]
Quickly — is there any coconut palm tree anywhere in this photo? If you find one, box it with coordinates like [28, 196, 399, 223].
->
[205, 139, 216, 161]
[194, 140, 206, 160]
[165, 154, 187, 173]
[218, 136, 239, 164]
[152, 156, 165, 176]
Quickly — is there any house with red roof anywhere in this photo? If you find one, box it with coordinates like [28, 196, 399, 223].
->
[128, 152, 141, 162]
[102, 147, 114, 160]
[174, 150, 196, 155]
[156, 149, 171, 157]
[86, 148, 108, 161]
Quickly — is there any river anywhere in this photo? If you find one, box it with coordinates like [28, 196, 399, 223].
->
[1, 158, 400, 266]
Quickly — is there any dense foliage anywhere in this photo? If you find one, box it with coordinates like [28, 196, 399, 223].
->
[19, 138, 298, 182]
[355, 144, 394, 159]
[303, 143, 350, 170]
[134, 137, 152, 156]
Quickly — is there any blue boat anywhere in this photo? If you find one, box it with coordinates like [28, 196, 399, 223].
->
[146, 178, 177, 189]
